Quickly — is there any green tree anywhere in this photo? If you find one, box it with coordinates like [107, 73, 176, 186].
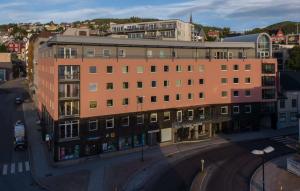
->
[0, 44, 8, 52]
[287, 46, 300, 70]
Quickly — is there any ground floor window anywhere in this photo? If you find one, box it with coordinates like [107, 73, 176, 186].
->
[84, 143, 100, 156]
[133, 134, 145, 147]
[119, 137, 132, 150]
[58, 145, 80, 160]
[102, 140, 117, 152]
[59, 120, 79, 139]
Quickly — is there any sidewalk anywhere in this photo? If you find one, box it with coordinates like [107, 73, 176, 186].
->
[23, 99, 298, 191]
[250, 154, 300, 191]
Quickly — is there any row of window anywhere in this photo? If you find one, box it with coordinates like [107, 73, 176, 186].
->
[88, 77, 252, 92]
[88, 64, 252, 74]
[88, 105, 252, 130]
[278, 112, 298, 122]
[88, 90, 252, 108]
[279, 99, 298, 109]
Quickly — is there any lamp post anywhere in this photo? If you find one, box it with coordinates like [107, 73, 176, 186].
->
[297, 114, 300, 143]
[251, 146, 275, 191]
[137, 96, 145, 162]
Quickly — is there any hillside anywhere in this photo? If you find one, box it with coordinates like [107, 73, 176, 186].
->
[245, 21, 300, 35]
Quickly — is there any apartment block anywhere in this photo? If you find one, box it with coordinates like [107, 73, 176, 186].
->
[37, 34, 277, 161]
[109, 19, 205, 42]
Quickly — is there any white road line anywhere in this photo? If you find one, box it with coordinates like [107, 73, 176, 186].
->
[18, 162, 23, 173]
[2, 164, 8, 175]
[25, 161, 30, 171]
[10, 163, 15, 174]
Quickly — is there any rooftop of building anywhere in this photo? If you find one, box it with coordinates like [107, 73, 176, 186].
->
[110, 19, 191, 26]
[223, 33, 271, 43]
[46, 35, 255, 49]
[280, 71, 300, 91]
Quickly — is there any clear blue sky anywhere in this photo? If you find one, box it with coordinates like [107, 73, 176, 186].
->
[0, 0, 299, 31]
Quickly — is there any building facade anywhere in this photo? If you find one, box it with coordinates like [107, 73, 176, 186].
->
[109, 19, 205, 42]
[0, 53, 12, 81]
[37, 35, 277, 161]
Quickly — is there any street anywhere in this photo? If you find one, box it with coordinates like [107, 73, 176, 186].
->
[0, 79, 42, 191]
[143, 138, 295, 191]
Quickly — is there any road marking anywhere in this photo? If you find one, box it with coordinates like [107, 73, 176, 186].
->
[25, 161, 30, 171]
[2, 164, 8, 175]
[10, 163, 15, 174]
[18, 162, 23, 173]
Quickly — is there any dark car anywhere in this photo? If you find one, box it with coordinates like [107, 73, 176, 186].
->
[15, 97, 23, 104]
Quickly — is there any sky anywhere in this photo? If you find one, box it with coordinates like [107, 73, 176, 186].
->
[0, 0, 299, 31]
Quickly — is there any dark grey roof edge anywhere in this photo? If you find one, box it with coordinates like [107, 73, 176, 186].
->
[223, 32, 271, 43]
[46, 35, 255, 49]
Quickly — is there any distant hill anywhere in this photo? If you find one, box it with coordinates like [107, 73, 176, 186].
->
[245, 21, 300, 35]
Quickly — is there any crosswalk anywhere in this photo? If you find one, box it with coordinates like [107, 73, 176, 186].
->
[270, 136, 298, 149]
[1, 161, 30, 176]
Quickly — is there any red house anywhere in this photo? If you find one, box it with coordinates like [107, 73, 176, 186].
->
[6, 41, 25, 54]
[269, 29, 285, 44]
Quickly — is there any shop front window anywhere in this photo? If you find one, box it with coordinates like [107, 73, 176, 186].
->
[59, 145, 80, 160]
[133, 134, 145, 147]
[119, 137, 132, 150]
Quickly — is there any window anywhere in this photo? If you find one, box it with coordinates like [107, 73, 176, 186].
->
[106, 83, 114, 90]
[188, 79, 194, 85]
[292, 99, 297, 108]
[245, 64, 251, 71]
[59, 83, 80, 98]
[123, 82, 129, 89]
[164, 95, 170, 102]
[188, 93, 194, 100]
[245, 105, 252, 113]
[245, 77, 251, 84]
[137, 66, 144, 73]
[164, 112, 171, 121]
[137, 114, 144, 124]
[137, 96, 144, 103]
[89, 120, 98, 131]
[58, 65, 80, 80]
[89, 83, 97, 92]
[221, 91, 228, 97]
[199, 79, 204, 85]
[279, 113, 287, 122]
[233, 91, 239, 97]
[122, 98, 129, 105]
[122, 66, 129, 73]
[262, 64, 275, 74]
[176, 80, 182, 87]
[59, 120, 79, 139]
[199, 65, 205, 72]
[188, 110, 194, 120]
[221, 106, 228, 114]
[59, 101, 80, 116]
[150, 113, 157, 123]
[89, 66, 97, 73]
[262, 76, 275, 86]
[290, 112, 298, 121]
[107, 99, 113, 107]
[199, 92, 205, 99]
[177, 111, 182, 122]
[164, 80, 169, 87]
[233, 106, 239, 114]
[151, 81, 157, 88]
[245, 90, 251, 97]
[107, 66, 113, 73]
[103, 49, 111, 57]
[57, 47, 77, 59]
[176, 65, 182, 72]
[118, 49, 126, 57]
[221, 78, 227, 84]
[199, 108, 205, 119]
[159, 50, 165, 58]
[233, 78, 239, 84]
[151, 65, 156, 73]
[106, 118, 114, 129]
[137, 81, 143, 88]
[147, 50, 153, 58]
[262, 89, 276, 99]
[188, 65, 193, 72]
[151, 96, 157, 103]
[233, 64, 239, 71]
[279, 100, 285, 109]
[221, 65, 227, 71]
[176, 94, 181, 101]
[228, 52, 233, 59]
[89, 101, 97, 109]
[164, 65, 169, 72]
[121, 116, 129, 126]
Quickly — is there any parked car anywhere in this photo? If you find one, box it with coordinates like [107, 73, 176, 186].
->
[15, 97, 23, 104]
[14, 121, 27, 151]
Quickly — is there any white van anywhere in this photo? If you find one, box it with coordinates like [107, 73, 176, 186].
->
[14, 121, 27, 150]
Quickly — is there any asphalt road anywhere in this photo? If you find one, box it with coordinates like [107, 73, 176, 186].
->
[144, 138, 295, 191]
[0, 78, 42, 191]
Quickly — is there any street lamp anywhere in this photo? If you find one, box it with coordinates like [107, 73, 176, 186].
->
[296, 114, 300, 143]
[136, 96, 145, 162]
[251, 146, 275, 191]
